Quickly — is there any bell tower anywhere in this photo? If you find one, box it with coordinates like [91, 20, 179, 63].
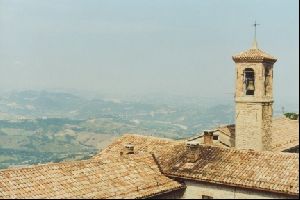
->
[232, 24, 277, 151]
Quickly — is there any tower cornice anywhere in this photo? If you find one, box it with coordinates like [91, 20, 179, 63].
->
[235, 97, 274, 104]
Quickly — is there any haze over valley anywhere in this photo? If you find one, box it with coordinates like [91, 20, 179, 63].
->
[0, 90, 236, 169]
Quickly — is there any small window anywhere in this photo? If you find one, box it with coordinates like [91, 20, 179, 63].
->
[202, 195, 213, 199]
[213, 135, 219, 140]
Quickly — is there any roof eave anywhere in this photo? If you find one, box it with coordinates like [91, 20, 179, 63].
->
[232, 57, 277, 64]
[139, 184, 186, 199]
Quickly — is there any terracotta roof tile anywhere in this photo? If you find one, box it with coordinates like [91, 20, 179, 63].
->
[101, 134, 299, 195]
[232, 48, 277, 63]
[166, 146, 299, 196]
[0, 153, 183, 199]
[96, 134, 186, 172]
[271, 117, 299, 152]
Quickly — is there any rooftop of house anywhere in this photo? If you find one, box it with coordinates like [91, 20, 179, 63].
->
[214, 117, 299, 152]
[96, 134, 186, 172]
[167, 146, 299, 196]
[100, 134, 299, 196]
[271, 117, 299, 152]
[0, 152, 183, 199]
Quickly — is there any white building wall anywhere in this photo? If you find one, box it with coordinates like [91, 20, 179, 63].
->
[178, 181, 296, 199]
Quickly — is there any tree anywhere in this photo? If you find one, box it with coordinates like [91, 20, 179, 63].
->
[284, 113, 299, 120]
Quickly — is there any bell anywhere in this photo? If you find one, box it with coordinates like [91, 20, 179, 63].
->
[246, 80, 255, 91]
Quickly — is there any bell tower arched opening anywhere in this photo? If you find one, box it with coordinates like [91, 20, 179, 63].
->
[244, 68, 255, 96]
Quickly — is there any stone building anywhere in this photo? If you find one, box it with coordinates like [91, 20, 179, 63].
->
[233, 41, 277, 151]
[209, 117, 299, 153]
[191, 116, 299, 153]
[191, 41, 299, 153]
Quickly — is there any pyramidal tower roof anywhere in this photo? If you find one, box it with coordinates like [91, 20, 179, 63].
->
[232, 45, 277, 63]
[233, 22, 277, 63]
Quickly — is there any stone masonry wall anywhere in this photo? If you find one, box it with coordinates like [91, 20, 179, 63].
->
[235, 103, 263, 150]
[262, 102, 273, 150]
[234, 62, 273, 151]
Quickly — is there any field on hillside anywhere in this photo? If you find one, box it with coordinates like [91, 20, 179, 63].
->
[0, 91, 235, 169]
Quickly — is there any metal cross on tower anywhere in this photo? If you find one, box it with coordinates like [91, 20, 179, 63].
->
[252, 21, 260, 49]
[253, 21, 260, 41]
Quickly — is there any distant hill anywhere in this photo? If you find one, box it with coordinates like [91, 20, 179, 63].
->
[0, 90, 236, 169]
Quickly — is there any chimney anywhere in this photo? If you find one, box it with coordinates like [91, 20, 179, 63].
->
[203, 130, 214, 145]
[186, 141, 200, 163]
[124, 144, 134, 154]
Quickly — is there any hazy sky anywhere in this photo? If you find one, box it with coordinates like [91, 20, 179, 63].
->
[0, 0, 299, 104]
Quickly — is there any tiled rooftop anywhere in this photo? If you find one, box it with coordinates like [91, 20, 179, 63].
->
[215, 117, 299, 152]
[0, 153, 183, 199]
[232, 48, 277, 63]
[271, 117, 299, 152]
[101, 134, 299, 195]
[96, 134, 186, 172]
[166, 146, 299, 196]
